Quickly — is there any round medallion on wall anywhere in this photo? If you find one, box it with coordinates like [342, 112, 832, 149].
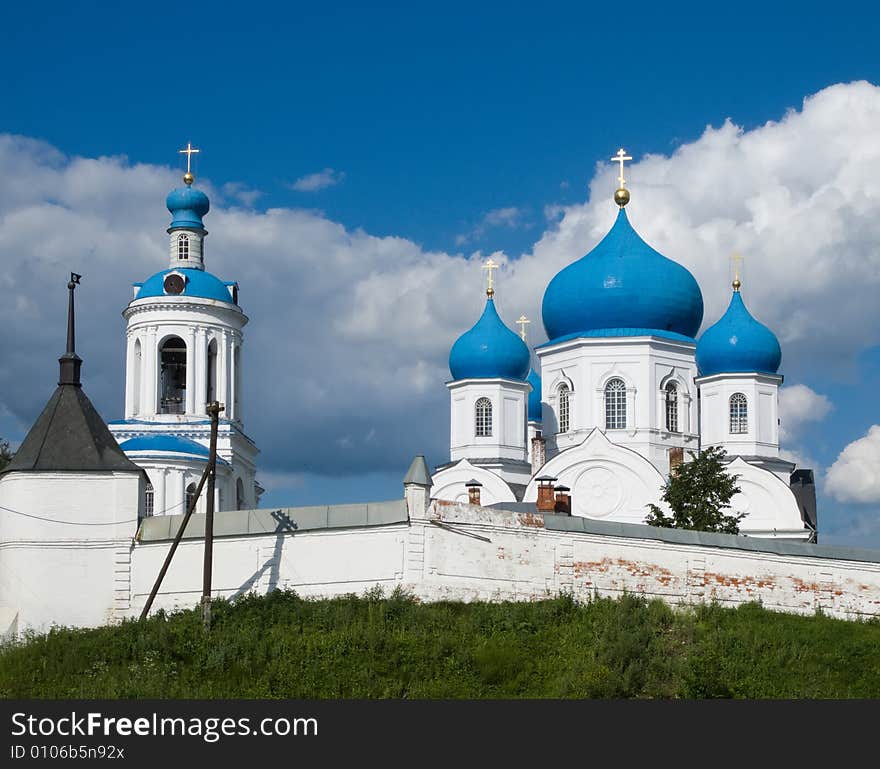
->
[163, 272, 186, 295]
[573, 466, 623, 518]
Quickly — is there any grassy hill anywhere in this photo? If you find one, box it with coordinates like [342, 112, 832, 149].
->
[2, 589, 879, 698]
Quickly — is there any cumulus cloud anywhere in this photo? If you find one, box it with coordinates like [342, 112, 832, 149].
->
[3, 80, 880, 503]
[825, 426, 880, 503]
[778, 384, 833, 443]
[456, 206, 526, 245]
[290, 168, 345, 192]
[221, 181, 261, 207]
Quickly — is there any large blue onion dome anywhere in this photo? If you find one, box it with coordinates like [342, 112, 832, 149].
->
[541, 208, 704, 343]
[449, 297, 530, 381]
[134, 268, 238, 305]
[166, 184, 210, 229]
[696, 282, 781, 376]
[527, 368, 542, 421]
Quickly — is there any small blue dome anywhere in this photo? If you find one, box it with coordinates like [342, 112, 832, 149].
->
[166, 185, 210, 229]
[696, 289, 781, 376]
[527, 368, 542, 421]
[134, 268, 238, 305]
[449, 298, 530, 381]
[542, 208, 704, 342]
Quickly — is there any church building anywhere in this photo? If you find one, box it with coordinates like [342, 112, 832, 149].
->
[430, 150, 816, 541]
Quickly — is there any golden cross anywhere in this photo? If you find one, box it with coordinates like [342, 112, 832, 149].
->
[611, 147, 633, 188]
[731, 253, 744, 290]
[179, 142, 200, 174]
[482, 257, 499, 295]
[516, 314, 531, 341]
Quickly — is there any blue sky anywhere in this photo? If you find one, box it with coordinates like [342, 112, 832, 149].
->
[2, 2, 880, 544]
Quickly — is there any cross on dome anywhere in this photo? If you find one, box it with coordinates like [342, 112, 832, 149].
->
[516, 314, 531, 341]
[610, 148, 633, 207]
[179, 142, 200, 185]
[482, 257, 499, 297]
[731, 253, 744, 291]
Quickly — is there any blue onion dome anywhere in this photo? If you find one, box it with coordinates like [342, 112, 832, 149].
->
[166, 184, 210, 229]
[134, 268, 238, 305]
[527, 368, 542, 421]
[696, 282, 781, 376]
[541, 208, 704, 343]
[449, 297, 530, 381]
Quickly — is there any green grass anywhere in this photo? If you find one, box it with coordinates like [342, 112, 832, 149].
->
[2, 589, 879, 698]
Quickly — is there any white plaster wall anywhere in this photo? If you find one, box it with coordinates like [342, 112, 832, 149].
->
[0, 471, 143, 634]
[697, 373, 781, 458]
[168, 229, 205, 269]
[538, 336, 699, 476]
[448, 379, 529, 462]
[431, 459, 517, 506]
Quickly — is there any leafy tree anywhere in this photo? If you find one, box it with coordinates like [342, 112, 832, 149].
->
[645, 446, 744, 534]
[0, 438, 12, 472]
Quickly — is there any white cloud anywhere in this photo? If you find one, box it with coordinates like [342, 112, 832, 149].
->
[3, 80, 880, 499]
[290, 168, 345, 192]
[221, 181, 261, 207]
[778, 384, 833, 443]
[825, 425, 880, 503]
[456, 206, 526, 244]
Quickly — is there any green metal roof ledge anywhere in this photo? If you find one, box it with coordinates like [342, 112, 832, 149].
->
[543, 514, 880, 564]
[138, 499, 408, 542]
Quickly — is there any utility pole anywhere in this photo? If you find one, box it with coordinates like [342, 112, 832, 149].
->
[139, 400, 224, 624]
[202, 400, 223, 630]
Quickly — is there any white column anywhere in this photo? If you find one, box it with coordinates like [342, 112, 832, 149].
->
[185, 328, 196, 415]
[154, 469, 167, 517]
[229, 341, 237, 422]
[124, 334, 135, 418]
[217, 330, 229, 411]
[195, 328, 207, 414]
[145, 327, 158, 416]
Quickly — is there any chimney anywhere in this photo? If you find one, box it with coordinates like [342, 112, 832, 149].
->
[554, 484, 571, 515]
[531, 432, 546, 474]
[465, 479, 482, 506]
[536, 475, 557, 513]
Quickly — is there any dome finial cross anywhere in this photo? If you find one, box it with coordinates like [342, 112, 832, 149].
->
[482, 257, 499, 297]
[611, 148, 633, 188]
[179, 142, 200, 184]
[731, 253, 744, 291]
[516, 314, 531, 341]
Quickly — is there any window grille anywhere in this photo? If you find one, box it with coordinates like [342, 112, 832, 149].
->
[730, 392, 748, 434]
[605, 378, 627, 430]
[145, 482, 154, 516]
[475, 397, 493, 437]
[178, 234, 189, 260]
[665, 381, 679, 433]
[185, 482, 197, 514]
[558, 384, 570, 433]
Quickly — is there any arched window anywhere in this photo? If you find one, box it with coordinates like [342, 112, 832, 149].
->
[144, 482, 154, 517]
[558, 383, 570, 433]
[475, 397, 493, 437]
[665, 381, 679, 433]
[159, 336, 187, 413]
[185, 482, 198, 514]
[206, 339, 217, 405]
[236, 478, 245, 510]
[730, 393, 748, 434]
[177, 233, 189, 260]
[605, 378, 627, 430]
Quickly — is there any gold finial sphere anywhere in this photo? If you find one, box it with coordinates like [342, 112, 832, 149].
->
[732, 278, 741, 292]
[183, 171, 195, 186]
[486, 287, 495, 298]
[614, 187, 630, 207]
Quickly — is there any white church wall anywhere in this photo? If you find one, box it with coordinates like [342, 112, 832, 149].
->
[538, 336, 699, 476]
[448, 379, 529, 463]
[116, 500, 880, 624]
[0, 471, 143, 634]
[697, 372, 782, 459]
[430, 459, 517, 506]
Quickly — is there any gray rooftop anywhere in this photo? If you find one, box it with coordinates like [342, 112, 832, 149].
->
[138, 498, 409, 542]
[542, 513, 880, 564]
[3, 384, 140, 475]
